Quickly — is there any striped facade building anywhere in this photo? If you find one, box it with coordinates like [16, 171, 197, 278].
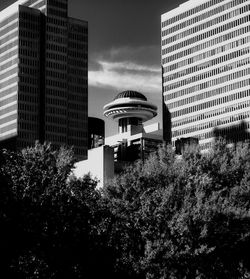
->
[0, 0, 88, 160]
[162, 0, 250, 150]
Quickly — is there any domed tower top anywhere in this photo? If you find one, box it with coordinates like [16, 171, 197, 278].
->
[103, 90, 157, 134]
[114, 90, 147, 101]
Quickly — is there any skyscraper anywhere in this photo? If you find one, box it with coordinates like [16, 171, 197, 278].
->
[0, 0, 88, 159]
[162, 0, 250, 150]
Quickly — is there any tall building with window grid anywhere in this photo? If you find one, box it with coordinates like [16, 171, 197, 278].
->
[0, 0, 88, 159]
[162, 0, 250, 150]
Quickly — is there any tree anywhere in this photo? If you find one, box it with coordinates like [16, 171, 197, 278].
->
[0, 142, 111, 278]
[104, 141, 250, 279]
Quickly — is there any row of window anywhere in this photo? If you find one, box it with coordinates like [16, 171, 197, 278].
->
[0, 103, 17, 116]
[46, 61, 67, 70]
[68, 103, 87, 110]
[46, 79, 67, 88]
[68, 68, 86, 76]
[162, 14, 250, 51]
[0, 30, 18, 45]
[20, 58, 39, 67]
[19, 39, 38, 49]
[20, 67, 39, 76]
[165, 58, 250, 93]
[32, 0, 46, 11]
[68, 50, 87, 59]
[46, 88, 66, 97]
[163, 24, 250, 60]
[0, 94, 16, 107]
[24, 0, 45, 9]
[0, 122, 16, 134]
[19, 94, 38, 103]
[46, 70, 66, 79]
[46, 97, 67, 106]
[47, 43, 67, 53]
[0, 67, 17, 82]
[0, 85, 17, 99]
[163, 5, 250, 45]
[68, 120, 86, 128]
[0, 21, 18, 37]
[45, 134, 67, 144]
[47, 16, 67, 27]
[46, 106, 66, 115]
[45, 115, 66, 124]
[49, 0, 67, 10]
[173, 112, 249, 138]
[0, 77, 17, 90]
[1, 58, 18, 72]
[67, 130, 87, 138]
[172, 89, 250, 118]
[165, 51, 250, 85]
[0, 40, 18, 55]
[68, 32, 87, 42]
[68, 85, 87, 94]
[162, 0, 248, 36]
[0, 113, 16, 125]
[172, 99, 250, 129]
[20, 76, 38, 85]
[68, 59, 87, 68]
[69, 94, 87, 103]
[0, 13, 17, 29]
[68, 111, 87, 119]
[164, 35, 250, 73]
[162, 0, 223, 27]
[68, 76, 87, 85]
[47, 8, 67, 18]
[46, 125, 67, 134]
[19, 85, 38, 94]
[46, 25, 67, 35]
[173, 111, 250, 134]
[20, 48, 39, 58]
[68, 41, 86, 50]
[68, 23, 88, 35]
[19, 103, 37, 112]
[19, 20, 40, 32]
[167, 78, 250, 106]
[174, 122, 250, 146]
[19, 29, 39, 39]
[47, 34, 67, 44]
[46, 52, 67, 62]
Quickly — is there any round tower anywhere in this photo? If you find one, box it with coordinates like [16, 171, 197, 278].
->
[103, 90, 157, 134]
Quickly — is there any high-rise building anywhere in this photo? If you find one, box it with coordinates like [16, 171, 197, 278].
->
[0, 0, 88, 160]
[162, 0, 250, 150]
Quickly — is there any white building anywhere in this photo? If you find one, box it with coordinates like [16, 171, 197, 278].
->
[74, 90, 163, 187]
[162, 0, 250, 150]
[104, 90, 162, 164]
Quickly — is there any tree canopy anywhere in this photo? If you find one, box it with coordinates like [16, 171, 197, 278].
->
[1, 141, 250, 278]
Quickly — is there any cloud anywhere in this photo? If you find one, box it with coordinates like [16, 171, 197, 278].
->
[89, 46, 161, 94]
[90, 45, 160, 68]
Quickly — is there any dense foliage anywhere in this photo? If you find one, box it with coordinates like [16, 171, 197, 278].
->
[1, 141, 250, 278]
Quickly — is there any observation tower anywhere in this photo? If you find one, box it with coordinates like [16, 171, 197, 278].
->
[103, 90, 157, 134]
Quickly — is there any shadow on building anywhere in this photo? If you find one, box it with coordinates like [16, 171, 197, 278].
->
[88, 117, 105, 149]
[175, 137, 199, 155]
[163, 103, 172, 144]
[213, 120, 250, 143]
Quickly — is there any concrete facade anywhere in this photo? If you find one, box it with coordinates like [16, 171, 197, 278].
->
[74, 145, 114, 188]
[0, 0, 88, 160]
[162, 0, 250, 149]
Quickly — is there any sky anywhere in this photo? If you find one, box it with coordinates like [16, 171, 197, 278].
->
[1, 0, 186, 136]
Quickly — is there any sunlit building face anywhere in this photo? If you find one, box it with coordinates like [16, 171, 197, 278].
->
[162, 0, 250, 150]
[0, 0, 88, 160]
